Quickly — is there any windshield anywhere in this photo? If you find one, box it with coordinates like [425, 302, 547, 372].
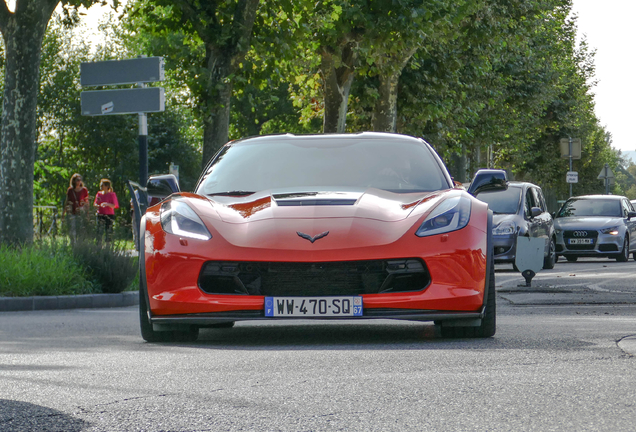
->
[197, 138, 450, 195]
[557, 198, 621, 218]
[475, 187, 522, 214]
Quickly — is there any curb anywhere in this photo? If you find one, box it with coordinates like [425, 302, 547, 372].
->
[0, 291, 139, 312]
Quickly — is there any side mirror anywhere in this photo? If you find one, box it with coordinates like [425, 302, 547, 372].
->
[530, 207, 542, 218]
[551, 212, 556, 219]
[147, 174, 180, 206]
[467, 169, 508, 197]
[628, 211, 636, 219]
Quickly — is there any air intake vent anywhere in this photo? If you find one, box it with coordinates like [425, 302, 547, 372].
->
[198, 259, 431, 296]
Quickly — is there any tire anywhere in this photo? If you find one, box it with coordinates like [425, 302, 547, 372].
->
[543, 237, 556, 269]
[441, 259, 496, 338]
[616, 237, 629, 262]
[566, 256, 578, 262]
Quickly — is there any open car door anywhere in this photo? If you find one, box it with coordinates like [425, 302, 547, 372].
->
[127, 180, 149, 251]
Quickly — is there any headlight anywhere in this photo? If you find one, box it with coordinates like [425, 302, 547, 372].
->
[493, 220, 516, 236]
[415, 196, 471, 237]
[160, 199, 212, 240]
[600, 226, 620, 235]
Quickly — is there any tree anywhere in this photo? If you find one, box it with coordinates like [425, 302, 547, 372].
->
[34, 12, 202, 211]
[362, 0, 468, 132]
[0, 0, 116, 245]
[310, 2, 363, 133]
[128, 0, 260, 168]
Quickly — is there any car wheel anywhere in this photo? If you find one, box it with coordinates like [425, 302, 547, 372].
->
[441, 259, 496, 338]
[543, 237, 556, 269]
[566, 256, 578, 262]
[616, 237, 629, 262]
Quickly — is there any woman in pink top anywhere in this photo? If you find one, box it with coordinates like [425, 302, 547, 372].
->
[64, 173, 90, 242]
[94, 178, 119, 242]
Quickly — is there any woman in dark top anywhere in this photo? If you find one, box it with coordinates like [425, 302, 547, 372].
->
[64, 173, 89, 241]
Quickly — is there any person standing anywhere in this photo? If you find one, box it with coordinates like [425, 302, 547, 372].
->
[94, 179, 119, 242]
[63, 173, 89, 241]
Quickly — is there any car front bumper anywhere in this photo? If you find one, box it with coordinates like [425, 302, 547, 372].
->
[493, 234, 516, 263]
[556, 231, 624, 257]
[143, 220, 490, 319]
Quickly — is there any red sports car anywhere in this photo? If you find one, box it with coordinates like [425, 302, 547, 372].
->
[135, 133, 504, 342]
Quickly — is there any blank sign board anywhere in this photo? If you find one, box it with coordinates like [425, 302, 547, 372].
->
[80, 57, 164, 87]
[515, 237, 545, 274]
[81, 88, 165, 116]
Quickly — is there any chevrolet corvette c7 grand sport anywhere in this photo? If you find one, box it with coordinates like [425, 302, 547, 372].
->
[136, 133, 503, 342]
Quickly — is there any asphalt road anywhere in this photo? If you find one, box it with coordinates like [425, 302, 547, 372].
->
[1, 258, 636, 431]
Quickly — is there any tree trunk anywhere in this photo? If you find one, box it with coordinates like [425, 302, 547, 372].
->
[198, 0, 259, 169]
[321, 48, 355, 133]
[201, 62, 232, 167]
[371, 47, 418, 133]
[372, 70, 400, 133]
[0, 2, 55, 245]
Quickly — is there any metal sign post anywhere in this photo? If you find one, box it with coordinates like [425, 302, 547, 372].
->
[560, 137, 582, 197]
[80, 57, 165, 185]
[569, 138, 573, 197]
[597, 163, 615, 194]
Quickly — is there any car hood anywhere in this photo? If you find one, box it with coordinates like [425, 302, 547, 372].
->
[177, 189, 457, 250]
[554, 216, 624, 230]
[199, 189, 444, 224]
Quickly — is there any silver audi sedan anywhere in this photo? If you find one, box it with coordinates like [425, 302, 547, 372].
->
[554, 195, 636, 262]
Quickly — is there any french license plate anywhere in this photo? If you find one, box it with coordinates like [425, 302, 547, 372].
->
[569, 238, 593, 245]
[264, 296, 363, 317]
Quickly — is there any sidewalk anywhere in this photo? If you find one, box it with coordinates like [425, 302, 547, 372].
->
[0, 291, 138, 312]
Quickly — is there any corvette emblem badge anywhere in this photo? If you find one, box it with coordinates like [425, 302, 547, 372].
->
[297, 231, 329, 243]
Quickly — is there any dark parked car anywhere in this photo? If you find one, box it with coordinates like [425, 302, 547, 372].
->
[475, 181, 556, 269]
[554, 195, 636, 262]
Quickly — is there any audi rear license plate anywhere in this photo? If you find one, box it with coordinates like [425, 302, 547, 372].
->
[569, 238, 593, 244]
[264, 296, 363, 317]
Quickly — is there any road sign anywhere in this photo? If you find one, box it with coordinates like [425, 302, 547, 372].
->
[559, 138, 581, 159]
[566, 171, 578, 183]
[597, 165, 615, 180]
[81, 88, 165, 116]
[80, 57, 164, 87]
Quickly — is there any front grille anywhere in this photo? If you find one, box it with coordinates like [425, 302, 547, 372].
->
[198, 259, 431, 296]
[563, 230, 598, 239]
[563, 230, 598, 251]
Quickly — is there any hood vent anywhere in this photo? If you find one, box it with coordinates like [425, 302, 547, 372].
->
[276, 199, 357, 207]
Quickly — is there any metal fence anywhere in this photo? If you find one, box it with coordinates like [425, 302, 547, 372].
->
[34, 206, 59, 239]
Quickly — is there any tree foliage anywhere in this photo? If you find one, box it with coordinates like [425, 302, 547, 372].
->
[0, 0, 628, 246]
